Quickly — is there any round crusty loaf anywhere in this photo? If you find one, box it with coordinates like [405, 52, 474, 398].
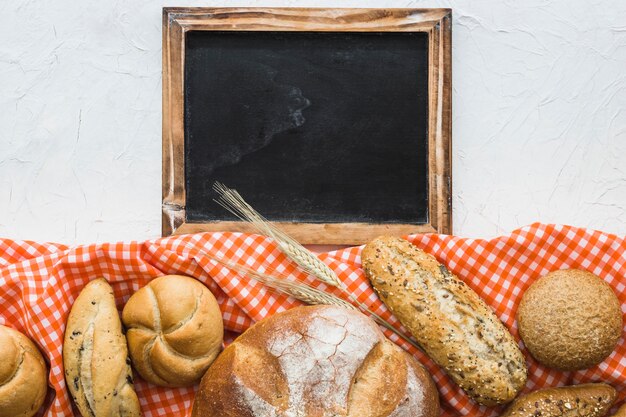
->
[122, 275, 224, 387]
[517, 269, 622, 371]
[500, 383, 616, 417]
[0, 325, 48, 417]
[192, 305, 439, 417]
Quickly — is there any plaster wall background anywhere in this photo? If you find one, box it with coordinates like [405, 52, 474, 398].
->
[1, 0, 625, 244]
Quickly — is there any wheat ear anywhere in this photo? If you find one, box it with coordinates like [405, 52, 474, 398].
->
[213, 257, 423, 352]
[213, 182, 341, 287]
[212, 182, 422, 351]
[213, 257, 357, 311]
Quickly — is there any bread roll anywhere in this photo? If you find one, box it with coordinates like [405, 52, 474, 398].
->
[192, 305, 440, 417]
[63, 278, 140, 417]
[0, 325, 48, 417]
[500, 383, 616, 417]
[517, 269, 622, 371]
[361, 236, 527, 406]
[122, 275, 224, 387]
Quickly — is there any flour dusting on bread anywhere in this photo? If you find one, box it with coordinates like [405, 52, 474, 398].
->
[267, 307, 379, 415]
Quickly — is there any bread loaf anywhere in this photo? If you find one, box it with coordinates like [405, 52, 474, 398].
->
[361, 236, 527, 406]
[122, 275, 224, 387]
[517, 269, 622, 371]
[192, 305, 440, 417]
[500, 383, 616, 417]
[0, 325, 48, 417]
[63, 278, 140, 417]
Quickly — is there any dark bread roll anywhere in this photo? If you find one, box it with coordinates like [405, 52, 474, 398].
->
[361, 236, 527, 406]
[500, 383, 616, 417]
[517, 269, 622, 371]
[192, 305, 439, 417]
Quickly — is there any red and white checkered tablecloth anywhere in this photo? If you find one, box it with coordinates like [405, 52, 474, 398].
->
[1, 223, 625, 416]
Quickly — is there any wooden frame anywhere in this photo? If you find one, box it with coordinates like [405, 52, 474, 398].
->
[163, 8, 452, 245]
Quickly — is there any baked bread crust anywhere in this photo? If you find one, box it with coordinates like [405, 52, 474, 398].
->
[122, 275, 224, 387]
[517, 269, 622, 371]
[63, 278, 140, 417]
[361, 236, 527, 406]
[0, 325, 48, 417]
[500, 383, 616, 417]
[192, 305, 440, 417]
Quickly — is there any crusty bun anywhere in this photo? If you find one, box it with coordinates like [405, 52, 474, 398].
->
[517, 269, 622, 371]
[361, 236, 527, 406]
[122, 275, 224, 387]
[0, 325, 48, 417]
[192, 305, 439, 417]
[63, 278, 140, 417]
[500, 383, 616, 417]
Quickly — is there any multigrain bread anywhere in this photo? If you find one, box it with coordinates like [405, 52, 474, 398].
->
[122, 275, 224, 387]
[500, 383, 616, 417]
[361, 236, 527, 406]
[0, 325, 48, 417]
[517, 269, 622, 371]
[192, 305, 440, 417]
[63, 278, 140, 417]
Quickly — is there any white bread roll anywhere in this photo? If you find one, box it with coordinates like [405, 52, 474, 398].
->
[122, 275, 224, 387]
[192, 305, 440, 417]
[63, 278, 140, 417]
[0, 325, 48, 417]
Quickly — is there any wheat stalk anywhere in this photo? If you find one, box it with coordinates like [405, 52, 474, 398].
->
[213, 257, 357, 311]
[211, 182, 423, 351]
[213, 182, 341, 288]
[212, 256, 423, 352]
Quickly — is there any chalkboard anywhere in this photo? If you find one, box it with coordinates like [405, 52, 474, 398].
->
[163, 8, 452, 244]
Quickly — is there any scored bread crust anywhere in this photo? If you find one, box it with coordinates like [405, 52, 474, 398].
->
[63, 278, 140, 417]
[361, 236, 527, 406]
[0, 325, 48, 417]
[500, 383, 616, 417]
[122, 275, 224, 387]
[192, 305, 439, 417]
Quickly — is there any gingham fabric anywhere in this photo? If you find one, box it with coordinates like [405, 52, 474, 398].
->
[1, 223, 625, 417]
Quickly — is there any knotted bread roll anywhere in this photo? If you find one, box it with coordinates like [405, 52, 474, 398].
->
[192, 305, 439, 417]
[0, 325, 48, 417]
[122, 275, 224, 387]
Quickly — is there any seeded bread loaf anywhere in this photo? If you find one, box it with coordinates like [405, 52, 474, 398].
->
[517, 269, 622, 371]
[500, 383, 616, 417]
[361, 236, 527, 406]
[63, 278, 141, 417]
[192, 305, 440, 417]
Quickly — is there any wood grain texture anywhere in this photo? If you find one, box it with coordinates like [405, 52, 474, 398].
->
[162, 7, 452, 244]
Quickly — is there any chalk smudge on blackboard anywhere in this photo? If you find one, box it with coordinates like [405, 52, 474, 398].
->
[196, 61, 310, 177]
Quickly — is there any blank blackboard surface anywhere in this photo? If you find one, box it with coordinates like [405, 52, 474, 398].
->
[184, 30, 430, 224]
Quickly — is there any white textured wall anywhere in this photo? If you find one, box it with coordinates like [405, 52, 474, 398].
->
[1, 0, 625, 244]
